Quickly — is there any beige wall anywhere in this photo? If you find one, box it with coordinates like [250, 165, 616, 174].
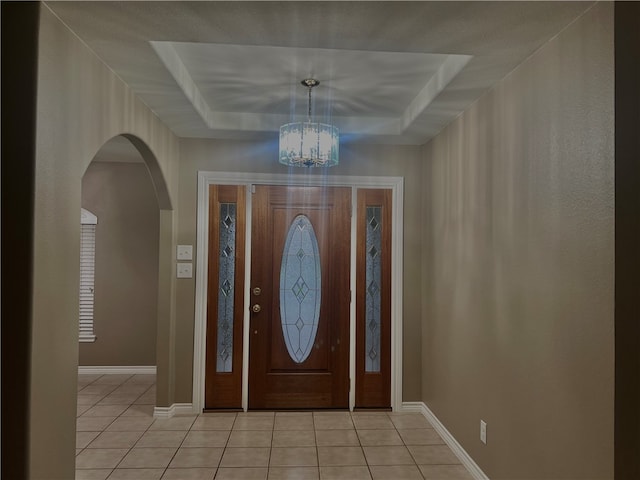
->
[174, 139, 424, 403]
[421, 3, 614, 479]
[31, 5, 179, 479]
[80, 161, 159, 367]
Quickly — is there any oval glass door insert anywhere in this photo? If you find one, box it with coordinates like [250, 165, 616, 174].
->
[280, 215, 321, 363]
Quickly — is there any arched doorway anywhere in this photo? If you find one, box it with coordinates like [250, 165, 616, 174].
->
[75, 134, 174, 458]
[78, 135, 160, 373]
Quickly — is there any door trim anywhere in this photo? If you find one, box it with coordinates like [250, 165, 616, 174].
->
[193, 171, 404, 412]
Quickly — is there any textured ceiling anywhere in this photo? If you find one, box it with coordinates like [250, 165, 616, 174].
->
[45, 1, 594, 146]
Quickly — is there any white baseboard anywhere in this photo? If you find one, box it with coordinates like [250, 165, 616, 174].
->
[154, 403, 196, 419]
[402, 401, 489, 480]
[78, 365, 157, 375]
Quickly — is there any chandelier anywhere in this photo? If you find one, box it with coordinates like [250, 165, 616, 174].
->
[279, 79, 339, 167]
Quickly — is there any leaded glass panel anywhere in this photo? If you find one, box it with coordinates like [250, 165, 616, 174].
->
[280, 215, 321, 363]
[216, 203, 236, 372]
[365, 206, 382, 372]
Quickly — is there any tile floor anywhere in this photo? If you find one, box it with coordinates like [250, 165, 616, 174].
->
[76, 374, 474, 479]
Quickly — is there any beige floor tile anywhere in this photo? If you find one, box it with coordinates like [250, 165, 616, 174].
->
[82, 404, 129, 417]
[272, 429, 315, 447]
[121, 404, 154, 417]
[388, 414, 432, 430]
[317, 446, 366, 466]
[77, 449, 84, 456]
[319, 466, 372, 480]
[75, 468, 112, 480]
[270, 447, 318, 467]
[182, 430, 230, 447]
[78, 404, 93, 416]
[408, 445, 460, 465]
[150, 416, 197, 431]
[232, 416, 274, 431]
[161, 467, 217, 479]
[169, 447, 224, 468]
[77, 431, 101, 449]
[268, 466, 319, 480]
[78, 394, 105, 406]
[118, 447, 178, 468]
[313, 414, 354, 430]
[78, 374, 103, 384]
[98, 394, 142, 405]
[111, 386, 151, 398]
[126, 374, 157, 384]
[236, 411, 275, 417]
[363, 446, 415, 466]
[276, 412, 313, 418]
[92, 374, 132, 385]
[369, 465, 423, 480]
[106, 416, 155, 431]
[227, 430, 272, 447]
[75, 448, 129, 469]
[215, 467, 268, 479]
[315, 429, 360, 447]
[88, 431, 144, 449]
[351, 411, 390, 416]
[191, 415, 235, 431]
[80, 385, 119, 396]
[136, 430, 188, 448]
[135, 393, 157, 405]
[274, 412, 314, 430]
[418, 464, 474, 479]
[352, 415, 394, 430]
[76, 416, 117, 432]
[220, 447, 270, 467]
[357, 429, 403, 446]
[107, 468, 165, 479]
[397, 428, 444, 446]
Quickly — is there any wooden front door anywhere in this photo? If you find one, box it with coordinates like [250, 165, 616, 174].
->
[249, 185, 351, 409]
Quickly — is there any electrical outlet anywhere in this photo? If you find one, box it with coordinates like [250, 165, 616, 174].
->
[480, 420, 487, 444]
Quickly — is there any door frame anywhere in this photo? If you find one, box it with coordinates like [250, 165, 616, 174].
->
[193, 171, 404, 412]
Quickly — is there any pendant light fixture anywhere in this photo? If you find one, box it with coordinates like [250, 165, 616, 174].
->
[279, 78, 339, 167]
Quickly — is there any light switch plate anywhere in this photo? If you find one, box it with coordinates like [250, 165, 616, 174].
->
[177, 262, 192, 278]
[177, 245, 193, 260]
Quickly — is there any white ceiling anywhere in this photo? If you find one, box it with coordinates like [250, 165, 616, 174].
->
[46, 1, 594, 147]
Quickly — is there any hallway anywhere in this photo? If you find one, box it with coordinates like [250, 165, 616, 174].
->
[76, 374, 473, 479]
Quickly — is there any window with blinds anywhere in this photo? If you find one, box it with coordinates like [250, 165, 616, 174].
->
[80, 208, 97, 342]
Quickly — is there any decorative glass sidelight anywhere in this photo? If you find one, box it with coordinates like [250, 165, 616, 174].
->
[216, 203, 236, 372]
[365, 206, 382, 372]
[280, 215, 321, 363]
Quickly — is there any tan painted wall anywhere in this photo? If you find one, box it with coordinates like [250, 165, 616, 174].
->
[421, 4, 614, 479]
[174, 139, 424, 403]
[80, 162, 159, 367]
[31, 6, 179, 479]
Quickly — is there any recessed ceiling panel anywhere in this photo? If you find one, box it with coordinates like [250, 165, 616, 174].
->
[152, 41, 471, 136]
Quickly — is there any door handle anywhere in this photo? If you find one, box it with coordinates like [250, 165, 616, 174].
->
[252, 304, 262, 313]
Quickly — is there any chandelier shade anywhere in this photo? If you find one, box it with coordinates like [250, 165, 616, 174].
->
[279, 121, 339, 167]
[279, 79, 339, 167]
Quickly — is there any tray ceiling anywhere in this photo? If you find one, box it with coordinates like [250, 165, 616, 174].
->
[45, 1, 594, 145]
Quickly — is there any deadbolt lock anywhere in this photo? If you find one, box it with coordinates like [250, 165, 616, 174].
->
[252, 287, 262, 296]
